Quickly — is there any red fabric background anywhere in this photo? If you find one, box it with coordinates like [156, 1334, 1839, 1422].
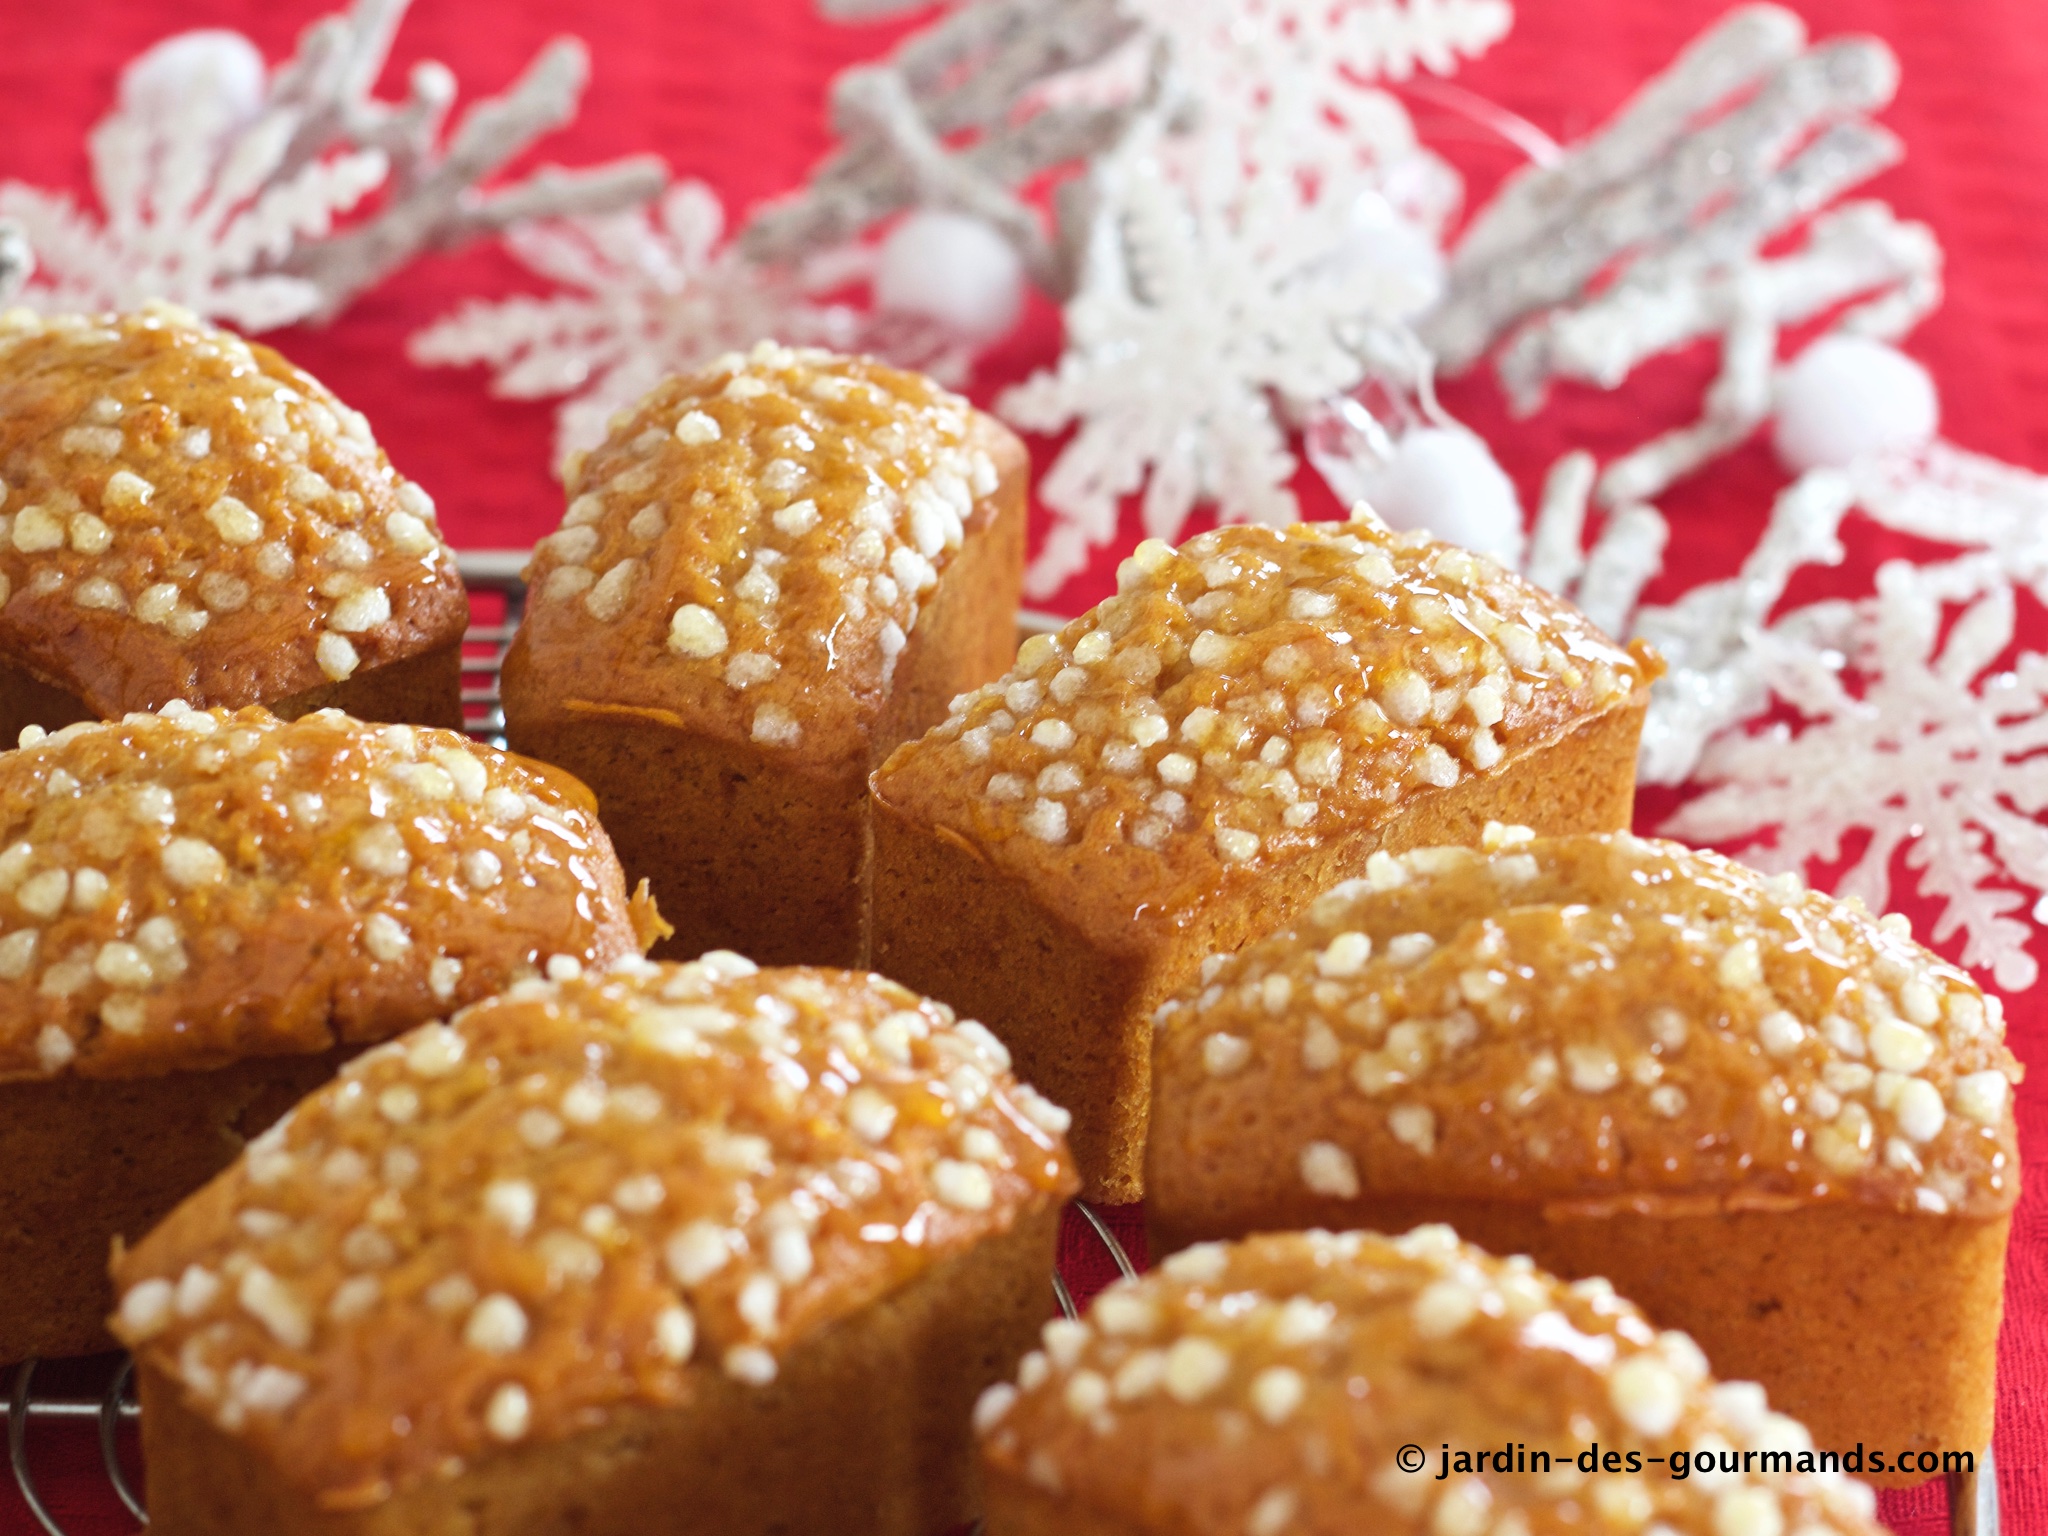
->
[3, 2, 2046, 1531]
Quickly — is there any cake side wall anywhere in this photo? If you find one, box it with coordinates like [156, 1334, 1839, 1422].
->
[1, 1048, 352, 1362]
[983, 1473, 1154, 1536]
[0, 634, 466, 742]
[877, 699, 1647, 1202]
[503, 700, 869, 967]
[271, 638, 466, 732]
[1149, 1192, 2003, 1489]
[137, 1201, 1064, 1536]
[871, 792, 1154, 1201]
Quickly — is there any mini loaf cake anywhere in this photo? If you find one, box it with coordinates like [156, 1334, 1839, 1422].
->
[502, 341, 1028, 967]
[1145, 828, 2023, 1480]
[977, 1226, 1884, 1536]
[872, 514, 1659, 1200]
[0, 303, 466, 737]
[1, 702, 656, 1362]
[112, 957, 1078, 1536]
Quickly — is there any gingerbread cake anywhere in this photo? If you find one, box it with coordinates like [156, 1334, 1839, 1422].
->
[1145, 827, 2022, 1479]
[0, 303, 467, 735]
[502, 341, 1028, 967]
[872, 514, 1659, 1199]
[978, 1225, 1886, 1536]
[0, 702, 656, 1361]
[113, 958, 1078, 1535]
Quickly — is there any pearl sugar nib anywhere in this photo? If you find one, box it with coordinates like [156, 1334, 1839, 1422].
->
[0, 0, 662, 330]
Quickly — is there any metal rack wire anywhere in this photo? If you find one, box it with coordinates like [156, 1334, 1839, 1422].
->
[456, 550, 528, 748]
[0, 558, 2003, 1536]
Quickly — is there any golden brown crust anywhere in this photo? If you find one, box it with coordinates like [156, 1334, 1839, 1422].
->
[0, 703, 648, 1082]
[510, 341, 1026, 771]
[874, 515, 1658, 954]
[872, 520, 1654, 1201]
[976, 1228, 1884, 1536]
[137, 1203, 1063, 1536]
[112, 959, 1078, 1511]
[1146, 830, 2022, 1226]
[0, 305, 467, 712]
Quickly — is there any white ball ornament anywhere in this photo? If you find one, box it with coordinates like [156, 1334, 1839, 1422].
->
[1335, 191, 1445, 319]
[1352, 427, 1526, 568]
[873, 209, 1026, 344]
[118, 30, 268, 127]
[1772, 334, 1939, 473]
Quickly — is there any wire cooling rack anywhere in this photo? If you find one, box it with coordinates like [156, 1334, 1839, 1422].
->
[0, 556, 2003, 1536]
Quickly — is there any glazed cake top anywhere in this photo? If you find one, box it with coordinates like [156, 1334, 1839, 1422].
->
[875, 515, 1656, 935]
[514, 342, 1020, 764]
[976, 1226, 1883, 1536]
[112, 960, 1077, 1511]
[1150, 829, 2023, 1221]
[0, 703, 652, 1083]
[0, 304, 465, 712]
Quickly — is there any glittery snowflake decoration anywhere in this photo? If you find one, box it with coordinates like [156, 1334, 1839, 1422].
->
[1521, 449, 1670, 642]
[410, 182, 864, 472]
[1002, 0, 1510, 593]
[1537, 437, 2048, 990]
[1668, 560, 2048, 992]
[1003, 130, 1441, 593]
[744, 0, 1159, 298]
[0, 0, 662, 330]
[1143, 0, 1506, 210]
[1422, 3, 1939, 510]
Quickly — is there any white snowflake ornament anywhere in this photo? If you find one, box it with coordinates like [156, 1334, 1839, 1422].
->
[1, 29, 383, 328]
[997, 0, 1512, 594]
[0, 0, 662, 330]
[1669, 563, 2048, 992]
[1141, 0, 1508, 215]
[1001, 129, 1432, 595]
[411, 182, 864, 473]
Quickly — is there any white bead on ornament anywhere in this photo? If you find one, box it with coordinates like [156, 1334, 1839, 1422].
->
[1328, 191, 1446, 320]
[873, 209, 1026, 344]
[1350, 426, 1526, 567]
[1772, 334, 1939, 473]
[118, 29, 267, 128]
